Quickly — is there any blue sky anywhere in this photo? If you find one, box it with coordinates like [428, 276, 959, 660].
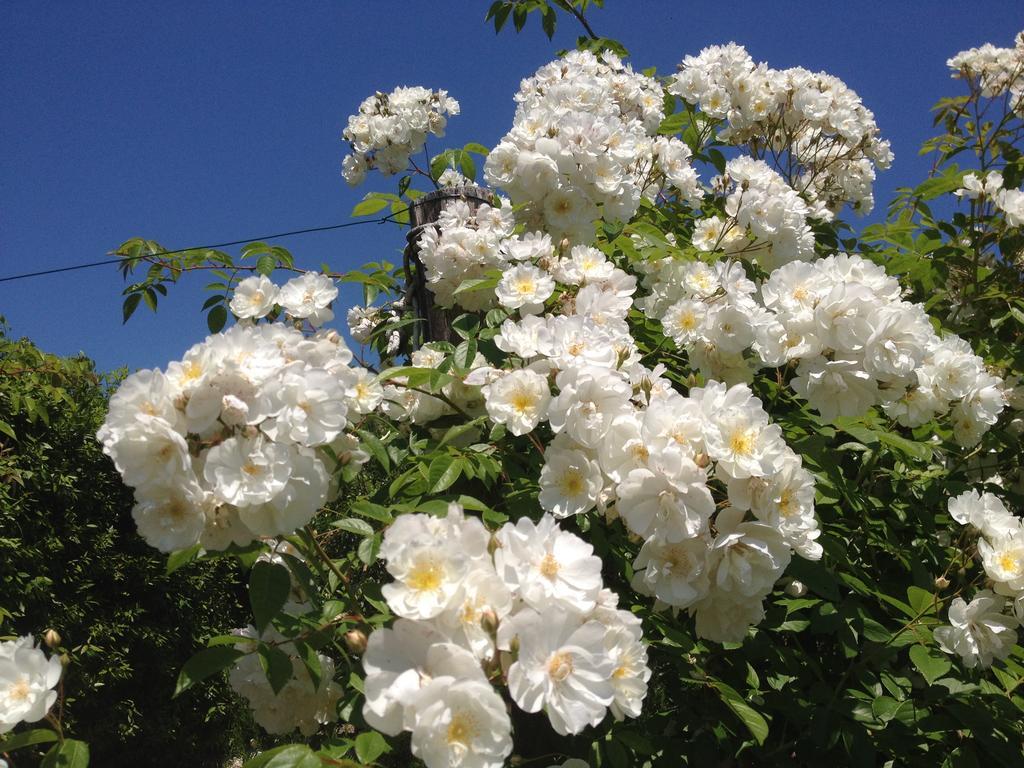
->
[1, 1, 1020, 373]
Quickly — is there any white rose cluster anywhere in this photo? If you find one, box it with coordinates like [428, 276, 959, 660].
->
[363, 505, 649, 767]
[642, 252, 1005, 444]
[484, 50, 703, 244]
[412, 213, 819, 645]
[229, 271, 339, 327]
[936, 489, 1023, 668]
[342, 86, 460, 185]
[347, 303, 402, 356]
[669, 42, 893, 215]
[229, 625, 343, 736]
[707, 157, 816, 268]
[947, 31, 1024, 116]
[955, 170, 1024, 229]
[415, 197, 519, 311]
[0, 635, 62, 734]
[98, 280, 380, 553]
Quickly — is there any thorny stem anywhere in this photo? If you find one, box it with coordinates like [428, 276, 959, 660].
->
[305, 524, 350, 587]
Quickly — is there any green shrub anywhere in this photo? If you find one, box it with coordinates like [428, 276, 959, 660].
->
[0, 323, 257, 766]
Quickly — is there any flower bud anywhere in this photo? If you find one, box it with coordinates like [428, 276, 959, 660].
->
[784, 579, 807, 598]
[43, 629, 61, 649]
[934, 575, 950, 590]
[558, 237, 571, 255]
[480, 608, 499, 636]
[344, 629, 368, 656]
[693, 452, 711, 469]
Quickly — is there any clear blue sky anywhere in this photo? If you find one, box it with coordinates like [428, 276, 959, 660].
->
[2, 1, 1021, 373]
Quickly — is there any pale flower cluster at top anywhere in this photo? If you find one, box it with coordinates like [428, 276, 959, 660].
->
[97, 272, 384, 553]
[393, 219, 822, 644]
[670, 42, 893, 215]
[641, 252, 1005, 446]
[484, 50, 703, 244]
[363, 505, 649, 768]
[936, 490, 1024, 668]
[228, 544, 343, 735]
[0, 635, 62, 735]
[342, 86, 460, 185]
[948, 32, 1024, 116]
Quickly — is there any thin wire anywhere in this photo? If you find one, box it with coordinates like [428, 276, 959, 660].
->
[0, 211, 408, 284]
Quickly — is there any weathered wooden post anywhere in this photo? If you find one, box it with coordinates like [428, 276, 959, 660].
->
[403, 184, 493, 347]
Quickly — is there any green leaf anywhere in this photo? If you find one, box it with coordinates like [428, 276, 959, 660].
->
[166, 544, 202, 575]
[242, 744, 322, 768]
[350, 499, 394, 523]
[41, 739, 89, 768]
[438, 416, 486, 447]
[207, 304, 228, 333]
[355, 731, 389, 764]
[0, 419, 15, 441]
[249, 561, 292, 634]
[352, 196, 390, 217]
[657, 111, 688, 135]
[875, 430, 933, 461]
[354, 429, 390, 472]
[0, 728, 59, 753]
[357, 533, 381, 565]
[332, 517, 375, 537]
[451, 338, 478, 373]
[427, 454, 462, 494]
[258, 644, 294, 695]
[909, 644, 952, 684]
[451, 275, 499, 296]
[174, 646, 244, 696]
[906, 586, 936, 616]
[122, 292, 142, 324]
[711, 681, 769, 745]
[256, 253, 276, 276]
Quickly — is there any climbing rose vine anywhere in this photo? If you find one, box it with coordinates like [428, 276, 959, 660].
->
[9, 9, 1024, 768]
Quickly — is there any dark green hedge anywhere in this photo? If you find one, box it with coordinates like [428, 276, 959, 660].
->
[0, 324, 257, 766]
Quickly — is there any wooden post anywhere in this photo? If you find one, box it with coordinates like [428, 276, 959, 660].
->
[404, 184, 494, 346]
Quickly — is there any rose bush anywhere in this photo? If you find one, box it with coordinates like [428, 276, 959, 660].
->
[6, 4, 1024, 766]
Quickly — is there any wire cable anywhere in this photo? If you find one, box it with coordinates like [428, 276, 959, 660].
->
[0, 211, 407, 284]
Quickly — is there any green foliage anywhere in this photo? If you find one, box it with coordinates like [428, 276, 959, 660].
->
[0, 325, 257, 767]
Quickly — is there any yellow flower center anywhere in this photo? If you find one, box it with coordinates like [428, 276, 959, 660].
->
[612, 665, 630, 680]
[547, 651, 574, 682]
[729, 427, 757, 457]
[559, 469, 585, 496]
[511, 391, 535, 414]
[539, 553, 560, 579]
[446, 712, 477, 746]
[407, 559, 444, 592]
[778, 489, 795, 517]
[182, 361, 203, 382]
[998, 552, 1021, 576]
[8, 678, 31, 702]
[514, 277, 536, 295]
[242, 462, 264, 476]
